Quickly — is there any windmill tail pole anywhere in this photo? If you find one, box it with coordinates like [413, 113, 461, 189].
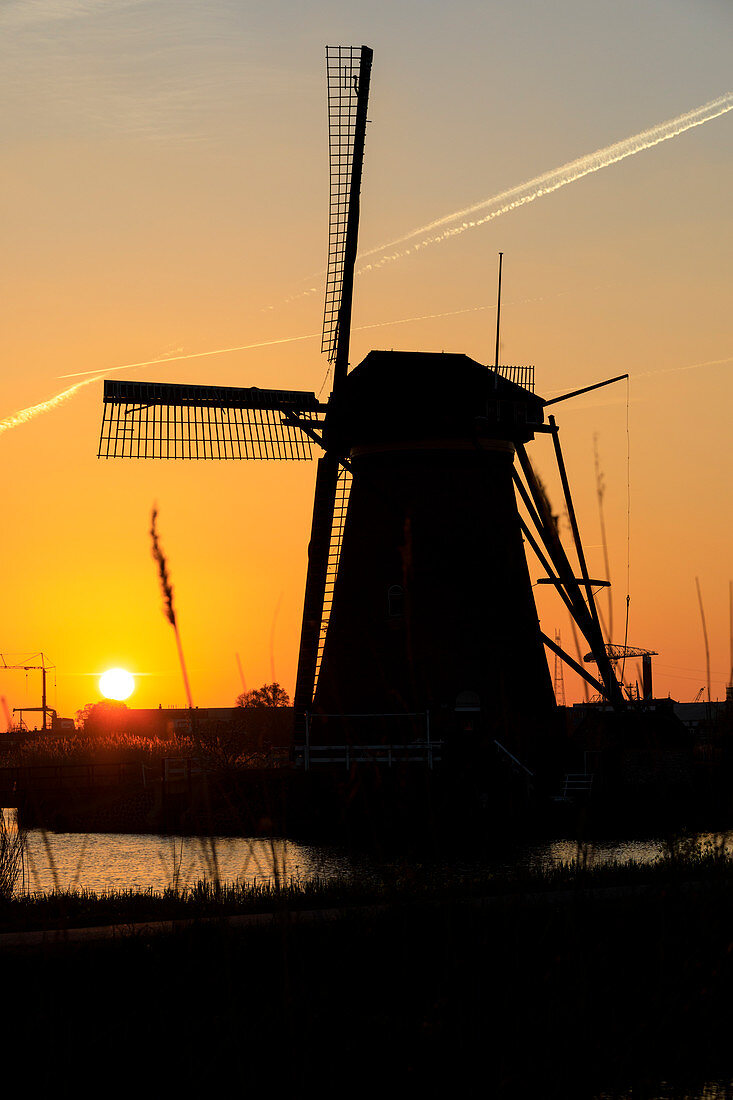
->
[594, 433, 614, 642]
[547, 415, 623, 706]
[541, 632, 605, 695]
[515, 445, 614, 700]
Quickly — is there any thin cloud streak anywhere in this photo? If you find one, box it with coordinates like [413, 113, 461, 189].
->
[4, 322, 729, 441]
[0, 0, 146, 29]
[635, 355, 733, 380]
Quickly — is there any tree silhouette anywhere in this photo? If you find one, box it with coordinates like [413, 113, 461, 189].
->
[235, 682, 290, 709]
[75, 700, 129, 733]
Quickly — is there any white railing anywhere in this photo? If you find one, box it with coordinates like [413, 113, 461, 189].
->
[298, 712, 440, 770]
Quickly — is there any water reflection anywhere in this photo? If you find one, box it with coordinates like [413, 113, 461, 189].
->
[521, 835, 671, 870]
[8, 813, 733, 896]
[597, 1083, 733, 1099]
[21, 829, 357, 894]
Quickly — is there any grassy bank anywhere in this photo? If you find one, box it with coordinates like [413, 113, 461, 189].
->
[3, 837, 733, 933]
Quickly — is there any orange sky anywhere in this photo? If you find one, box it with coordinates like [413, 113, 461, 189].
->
[1, 1, 731, 721]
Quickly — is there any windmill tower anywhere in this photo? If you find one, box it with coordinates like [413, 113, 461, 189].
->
[98, 46, 623, 773]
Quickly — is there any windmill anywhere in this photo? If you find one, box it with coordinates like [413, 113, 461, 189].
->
[98, 45, 624, 773]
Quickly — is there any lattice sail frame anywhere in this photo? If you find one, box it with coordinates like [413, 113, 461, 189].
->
[98, 380, 323, 460]
[321, 45, 370, 362]
[312, 465, 352, 698]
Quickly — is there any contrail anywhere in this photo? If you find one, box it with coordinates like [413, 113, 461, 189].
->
[0, 303, 504, 436]
[61, 289, 581, 381]
[56, 302, 518, 382]
[59, 332, 319, 379]
[635, 354, 733, 380]
[0, 377, 98, 439]
[357, 92, 733, 273]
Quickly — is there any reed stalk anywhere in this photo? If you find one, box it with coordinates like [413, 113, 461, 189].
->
[0, 808, 27, 899]
[150, 505, 220, 884]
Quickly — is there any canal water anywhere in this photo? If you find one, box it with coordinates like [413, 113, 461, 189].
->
[21, 828, 356, 894]
[7, 809, 731, 894]
[596, 1088, 733, 1100]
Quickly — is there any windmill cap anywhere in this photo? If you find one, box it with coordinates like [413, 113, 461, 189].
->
[331, 350, 544, 449]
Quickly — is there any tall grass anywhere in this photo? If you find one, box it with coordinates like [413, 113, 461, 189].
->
[9, 846, 733, 932]
[1, 729, 272, 770]
[151, 505, 221, 884]
[2, 731, 198, 767]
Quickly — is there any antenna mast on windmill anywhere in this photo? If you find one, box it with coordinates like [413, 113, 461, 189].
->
[97, 46, 628, 776]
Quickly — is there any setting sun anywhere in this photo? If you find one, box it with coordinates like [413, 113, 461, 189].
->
[99, 668, 135, 701]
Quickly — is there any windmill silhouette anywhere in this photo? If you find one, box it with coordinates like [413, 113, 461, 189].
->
[99, 46, 624, 773]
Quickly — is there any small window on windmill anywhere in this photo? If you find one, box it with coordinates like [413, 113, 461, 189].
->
[387, 584, 405, 618]
[455, 690, 480, 713]
[514, 402, 526, 424]
[486, 399, 498, 422]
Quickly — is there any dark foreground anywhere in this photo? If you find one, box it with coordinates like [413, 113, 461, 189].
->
[6, 861, 733, 1098]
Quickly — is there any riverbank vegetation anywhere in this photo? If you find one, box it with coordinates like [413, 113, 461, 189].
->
[3, 832, 733, 934]
[0, 727, 284, 771]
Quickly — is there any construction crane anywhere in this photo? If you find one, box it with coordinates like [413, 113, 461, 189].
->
[553, 629, 567, 706]
[0, 653, 56, 730]
[584, 644, 658, 701]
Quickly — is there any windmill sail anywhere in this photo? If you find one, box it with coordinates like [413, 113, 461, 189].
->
[292, 46, 372, 725]
[293, 453, 343, 726]
[322, 45, 373, 381]
[98, 379, 323, 460]
[313, 464, 352, 695]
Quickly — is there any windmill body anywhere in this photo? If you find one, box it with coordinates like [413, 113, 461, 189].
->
[311, 350, 555, 762]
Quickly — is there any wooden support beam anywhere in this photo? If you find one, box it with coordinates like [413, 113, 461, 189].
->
[541, 632, 605, 695]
